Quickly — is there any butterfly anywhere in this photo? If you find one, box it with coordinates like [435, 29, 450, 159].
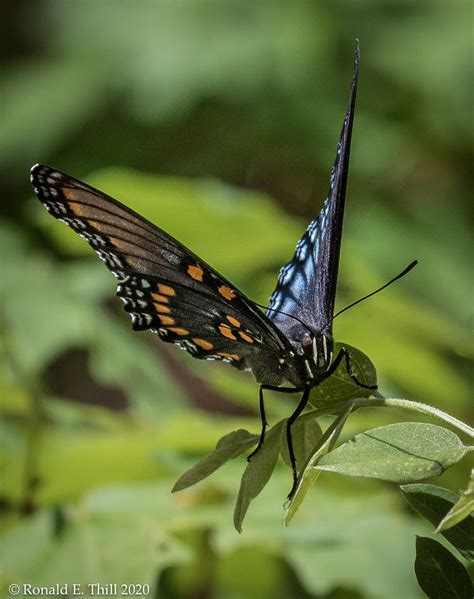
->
[30, 43, 378, 498]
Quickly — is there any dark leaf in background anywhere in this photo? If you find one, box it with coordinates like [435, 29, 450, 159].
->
[401, 484, 474, 561]
[414, 536, 472, 599]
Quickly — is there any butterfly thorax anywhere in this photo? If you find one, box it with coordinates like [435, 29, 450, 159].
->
[278, 330, 334, 389]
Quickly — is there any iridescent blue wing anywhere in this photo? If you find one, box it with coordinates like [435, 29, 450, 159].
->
[266, 44, 359, 343]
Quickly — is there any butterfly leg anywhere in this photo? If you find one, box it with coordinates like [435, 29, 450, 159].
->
[247, 386, 268, 461]
[286, 384, 312, 499]
[286, 349, 370, 500]
[247, 385, 301, 462]
[338, 346, 378, 390]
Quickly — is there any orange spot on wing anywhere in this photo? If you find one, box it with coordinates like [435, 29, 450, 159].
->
[67, 202, 84, 217]
[238, 331, 254, 344]
[67, 199, 92, 225]
[62, 194, 105, 232]
[158, 315, 175, 325]
[157, 284, 176, 296]
[219, 324, 237, 340]
[218, 285, 236, 300]
[90, 220, 103, 232]
[226, 315, 241, 328]
[154, 303, 171, 314]
[168, 327, 189, 336]
[217, 352, 240, 361]
[151, 293, 169, 304]
[62, 188, 77, 202]
[192, 338, 214, 350]
[188, 264, 204, 281]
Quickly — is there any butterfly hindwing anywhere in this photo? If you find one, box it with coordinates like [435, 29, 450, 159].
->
[266, 47, 359, 342]
[30, 164, 291, 369]
[115, 272, 268, 366]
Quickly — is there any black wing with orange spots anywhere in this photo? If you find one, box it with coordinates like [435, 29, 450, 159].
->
[30, 164, 292, 373]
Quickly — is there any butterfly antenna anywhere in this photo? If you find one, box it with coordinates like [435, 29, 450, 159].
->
[323, 259, 418, 330]
[253, 302, 314, 335]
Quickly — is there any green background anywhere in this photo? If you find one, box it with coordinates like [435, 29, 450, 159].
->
[1, 2, 472, 598]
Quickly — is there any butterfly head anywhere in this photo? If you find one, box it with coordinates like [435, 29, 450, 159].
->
[299, 330, 333, 381]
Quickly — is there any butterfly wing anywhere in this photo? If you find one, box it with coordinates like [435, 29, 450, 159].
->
[266, 44, 359, 343]
[30, 164, 292, 380]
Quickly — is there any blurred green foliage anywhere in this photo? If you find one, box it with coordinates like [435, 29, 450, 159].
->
[1, 1, 472, 598]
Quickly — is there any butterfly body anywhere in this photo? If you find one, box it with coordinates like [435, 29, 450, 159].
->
[31, 43, 374, 498]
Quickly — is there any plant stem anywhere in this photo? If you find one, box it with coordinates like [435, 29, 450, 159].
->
[381, 398, 474, 438]
[2, 313, 44, 514]
[304, 397, 474, 439]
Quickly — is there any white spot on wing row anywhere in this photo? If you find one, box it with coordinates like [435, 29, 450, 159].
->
[130, 312, 152, 327]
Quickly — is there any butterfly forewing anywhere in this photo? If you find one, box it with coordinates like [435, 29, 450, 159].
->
[30, 164, 291, 369]
[266, 48, 359, 343]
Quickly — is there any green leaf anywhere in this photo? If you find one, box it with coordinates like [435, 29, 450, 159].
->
[280, 415, 322, 472]
[315, 423, 466, 482]
[172, 429, 258, 492]
[414, 536, 473, 599]
[284, 403, 353, 525]
[309, 343, 378, 407]
[401, 484, 474, 561]
[281, 483, 428, 598]
[437, 469, 474, 535]
[234, 420, 284, 533]
[2, 487, 190, 589]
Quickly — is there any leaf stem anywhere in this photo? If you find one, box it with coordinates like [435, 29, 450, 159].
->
[303, 397, 474, 439]
[382, 398, 474, 439]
